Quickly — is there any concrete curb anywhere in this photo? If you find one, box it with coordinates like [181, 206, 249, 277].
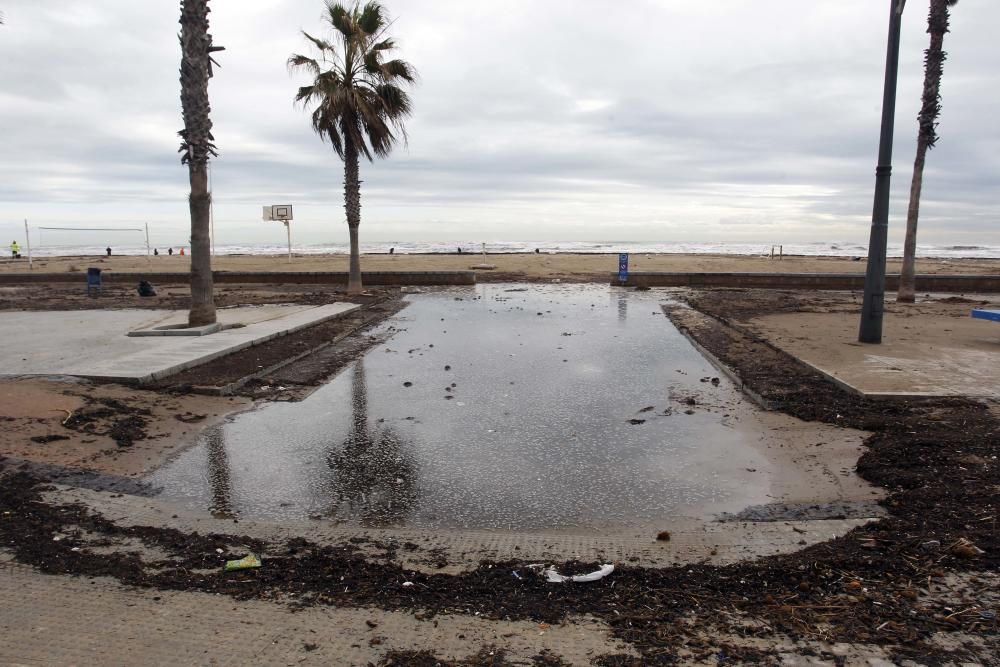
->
[663, 304, 774, 411]
[613, 272, 1000, 292]
[191, 318, 367, 396]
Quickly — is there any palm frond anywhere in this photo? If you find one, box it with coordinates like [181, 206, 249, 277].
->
[380, 59, 416, 83]
[292, 0, 415, 163]
[326, 2, 355, 38]
[288, 54, 321, 76]
[301, 31, 335, 56]
[358, 2, 385, 35]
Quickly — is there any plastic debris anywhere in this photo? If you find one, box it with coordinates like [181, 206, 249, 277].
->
[224, 553, 262, 572]
[949, 538, 984, 558]
[402, 581, 415, 587]
[529, 563, 615, 583]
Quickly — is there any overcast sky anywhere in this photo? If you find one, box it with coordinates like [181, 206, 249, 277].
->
[1, 0, 998, 248]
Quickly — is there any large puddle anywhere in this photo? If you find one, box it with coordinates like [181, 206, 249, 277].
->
[150, 285, 779, 532]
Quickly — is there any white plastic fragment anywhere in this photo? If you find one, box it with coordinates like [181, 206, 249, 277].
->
[402, 581, 415, 587]
[528, 563, 615, 583]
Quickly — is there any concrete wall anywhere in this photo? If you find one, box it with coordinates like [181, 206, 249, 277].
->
[0, 271, 477, 287]
[612, 272, 1000, 292]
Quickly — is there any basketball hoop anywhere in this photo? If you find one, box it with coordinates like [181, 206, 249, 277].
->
[262, 205, 294, 261]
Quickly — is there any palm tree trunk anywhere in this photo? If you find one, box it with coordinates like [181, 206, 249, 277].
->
[898, 140, 928, 303]
[344, 142, 363, 294]
[179, 0, 218, 326]
[188, 162, 216, 325]
[898, 0, 953, 303]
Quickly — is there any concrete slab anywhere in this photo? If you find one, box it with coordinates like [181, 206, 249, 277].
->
[1, 303, 359, 385]
[747, 307, 1000, 399]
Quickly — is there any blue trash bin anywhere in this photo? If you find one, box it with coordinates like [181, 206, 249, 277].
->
[86, 267, 102, 295]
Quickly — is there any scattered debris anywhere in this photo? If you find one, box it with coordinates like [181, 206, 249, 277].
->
[223, 553, 262, 572]
[949, 538, 984, 558]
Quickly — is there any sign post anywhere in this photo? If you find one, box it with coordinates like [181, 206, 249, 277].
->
[618, 253, 629, 285]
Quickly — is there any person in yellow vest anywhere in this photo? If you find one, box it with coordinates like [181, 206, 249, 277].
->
[10, 240, 19, 258]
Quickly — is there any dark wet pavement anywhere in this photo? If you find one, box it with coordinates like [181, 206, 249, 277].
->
[149, 284, 774, 532]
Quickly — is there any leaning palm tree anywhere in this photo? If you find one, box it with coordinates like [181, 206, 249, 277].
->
[178, 0, 224, 325]
[898, 0, 958, 303]
[289, 1, 415, 294]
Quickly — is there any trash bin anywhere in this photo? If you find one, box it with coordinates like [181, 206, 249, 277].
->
[86, 267, 102, 296]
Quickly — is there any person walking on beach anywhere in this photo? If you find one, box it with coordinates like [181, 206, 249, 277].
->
[10, 240, 19, 258]
[106, 247, 112, 257]
[168, 248, 173, 255]
[154, 248, 159, 256]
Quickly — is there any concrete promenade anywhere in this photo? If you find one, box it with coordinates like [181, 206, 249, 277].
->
[0, 304, 358, 385]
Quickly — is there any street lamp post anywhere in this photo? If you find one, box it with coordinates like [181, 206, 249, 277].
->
[859, 0, 906, 344]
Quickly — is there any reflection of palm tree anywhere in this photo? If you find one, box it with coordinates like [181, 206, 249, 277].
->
[204, 426, 234, 518]
[327, 360, 417, 526]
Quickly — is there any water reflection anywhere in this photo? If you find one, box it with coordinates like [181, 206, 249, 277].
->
[325, 360, 418, 527]
[150, 284, 774, 530]
[205, 427, 234, 518]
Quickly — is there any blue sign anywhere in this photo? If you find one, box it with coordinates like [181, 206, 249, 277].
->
[618, 253, 629, 283]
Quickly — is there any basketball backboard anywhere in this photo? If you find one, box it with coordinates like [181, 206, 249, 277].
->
[262, 205, 293, 221]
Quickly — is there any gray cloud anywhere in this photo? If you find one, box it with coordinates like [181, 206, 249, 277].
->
[1, 0, 998, 246]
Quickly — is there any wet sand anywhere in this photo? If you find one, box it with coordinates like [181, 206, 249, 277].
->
[0, 378, 250, 477]
[3, 251, 1000, 281]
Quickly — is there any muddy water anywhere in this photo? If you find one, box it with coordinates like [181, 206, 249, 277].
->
[150, 285, 776, 531]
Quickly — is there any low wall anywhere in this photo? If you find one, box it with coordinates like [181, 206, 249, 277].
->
[612, 272, 1000, 292]
[0, 270, 477, 287]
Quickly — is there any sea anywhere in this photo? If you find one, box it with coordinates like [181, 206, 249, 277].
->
[19, 240, 1000, 259]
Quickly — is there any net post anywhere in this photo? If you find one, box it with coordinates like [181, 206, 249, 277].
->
[24, 219, 32, 270]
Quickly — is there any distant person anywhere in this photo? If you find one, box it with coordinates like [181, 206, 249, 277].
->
[535, 248, 540, 254]
[153, 248, 159, 256]
[106, 247, 112, 257]
[168, 248, 173, 256]
[389, 247, 394, 255]
[179, 247, 185, 256]
[10, 240, 19, 258]
[457, 247, 463, 254]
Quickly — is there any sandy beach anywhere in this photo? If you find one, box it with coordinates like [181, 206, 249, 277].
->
[4, 251, 1000, 281]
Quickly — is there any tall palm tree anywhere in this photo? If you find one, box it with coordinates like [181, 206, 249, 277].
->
[289, 1, 415, 295]
[178, 0, 224, 325]
[897, 0, 958, 303]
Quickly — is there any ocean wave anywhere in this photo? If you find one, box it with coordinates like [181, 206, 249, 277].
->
[20, 241, 1000, 259]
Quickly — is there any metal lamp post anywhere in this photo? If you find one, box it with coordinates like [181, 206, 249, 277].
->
[859, 0, 907, 344]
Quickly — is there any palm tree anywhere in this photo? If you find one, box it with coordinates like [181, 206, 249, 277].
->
[897, 0, 958, 303]
[289, 1, 415, 294]
[178, 0, 224, 325]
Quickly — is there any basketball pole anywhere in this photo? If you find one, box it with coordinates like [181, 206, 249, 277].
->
[285, 220, 291, 264]
[24, 219, 32, 270]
